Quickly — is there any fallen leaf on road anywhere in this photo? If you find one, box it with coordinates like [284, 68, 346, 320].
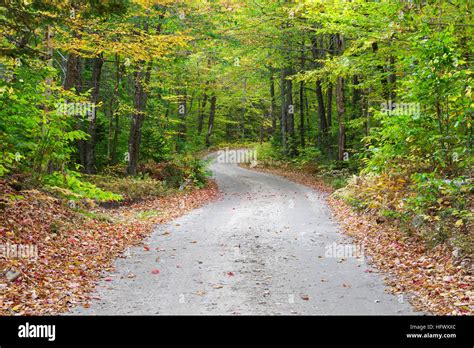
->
[212, 284, 223, 289]
[151, 269, 160, 275]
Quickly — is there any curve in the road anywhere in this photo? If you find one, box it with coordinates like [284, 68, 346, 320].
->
[73, 157, 416, 315]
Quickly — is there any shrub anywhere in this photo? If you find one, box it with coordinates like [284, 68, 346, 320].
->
[85, 175, 169, 201]
[43, 171, 122, 202]
[138, 156, 211, 189]
[335, 172, 473, 255]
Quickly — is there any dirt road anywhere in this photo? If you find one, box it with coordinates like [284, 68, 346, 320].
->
[74, 156, 415, 315]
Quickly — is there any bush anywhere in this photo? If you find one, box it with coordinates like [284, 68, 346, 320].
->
[334, 172, 474, 255]
[183, 157, 212, 188]
[138, 156, 211, 189]
[43, 171, 122, 202]
[284, 146, 323, 169]
[85, 175, 169, 201]
[102, 164, 128, 177]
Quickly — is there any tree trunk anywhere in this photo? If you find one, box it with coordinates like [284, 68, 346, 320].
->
[63, 54, 81, 90]
[336, 34, 346, 161]
[286, 73, 294, 140]
[127, 60, 152, 175]
[176, 89, 187, 152]
[352, 75, 361, 120]
[205, 94, 217, 147]
[280, 69, 287, 155]
[336, 77, 346, 161]
[240, 79, 247, 141]
[299, 40, 305, 148]
[372, 42, 390, 101]
[388, 55, 396, 101]
[197, 93, 207, 135]
[63, 53, 86, 168]
[305, 93, 310, 133]
[84, 54, 103, 174]
[363, 91, 370, 138]
[316, 80, 327, 150]
[107, 54, 120, 163]
[327, 83, 333, 128]
[299, 80, 305, 148]
[110, 114, 120, 164]
[270, 74, 276, 134]
[284, 69, 295, 157]
[37, 25, 54, 176]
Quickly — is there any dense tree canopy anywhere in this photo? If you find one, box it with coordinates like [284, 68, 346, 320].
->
[0, 0, 471, 211]
[1, 0, 471, 175]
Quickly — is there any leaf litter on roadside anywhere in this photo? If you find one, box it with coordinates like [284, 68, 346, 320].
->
[245, 165, 473, 315]
[0, 180, 220, 315]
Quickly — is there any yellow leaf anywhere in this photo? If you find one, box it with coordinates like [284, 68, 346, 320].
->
[455, 219, 464, 227]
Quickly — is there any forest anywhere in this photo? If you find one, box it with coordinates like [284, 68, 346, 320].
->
[0, 0, 472, 316]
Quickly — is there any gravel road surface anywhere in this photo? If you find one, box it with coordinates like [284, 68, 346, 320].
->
[73, 155, 415, 315]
